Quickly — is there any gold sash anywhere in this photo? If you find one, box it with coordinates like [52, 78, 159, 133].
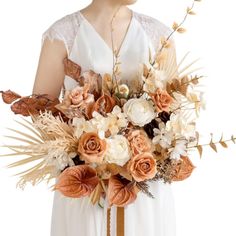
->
[107, 207, 125, 236]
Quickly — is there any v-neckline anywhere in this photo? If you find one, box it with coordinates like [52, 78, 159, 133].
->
[78, 9, 135, 56]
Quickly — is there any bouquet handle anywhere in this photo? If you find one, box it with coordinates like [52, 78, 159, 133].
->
[107, 207, 125, 236]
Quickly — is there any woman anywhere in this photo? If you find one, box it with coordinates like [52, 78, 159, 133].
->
[33, 0, 177, 235]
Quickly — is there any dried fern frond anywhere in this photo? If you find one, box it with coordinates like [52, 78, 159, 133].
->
[136, 181, 154, 199]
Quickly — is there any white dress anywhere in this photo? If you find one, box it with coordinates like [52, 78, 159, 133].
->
[41, 8, 176, 236]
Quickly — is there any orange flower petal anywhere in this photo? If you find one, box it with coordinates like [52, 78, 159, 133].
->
[171, 156, 196, 181]
[107, 175, 138, 207]
[53, 165, 99, 198]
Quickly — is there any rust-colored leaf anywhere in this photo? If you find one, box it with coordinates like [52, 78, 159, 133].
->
[170, 79, 178, 91]
[10, 94, 60, 117]
[172, 156, 196, 181]
[196, 145, 203, 158]
[219, 134, 228, 148]
[209, 133, 217, 153]
[63, 57, 81, 82]
[0, 90, 21, 104]
[179, 84, 188, 96]
[220, 141, 228, 148]
[209, 142, 217, 152]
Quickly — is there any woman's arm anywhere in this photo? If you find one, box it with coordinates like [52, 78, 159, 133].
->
[32, 38, 67, 99]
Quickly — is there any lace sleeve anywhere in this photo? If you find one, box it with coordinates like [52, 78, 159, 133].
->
[41, 11, 81, 56]
[134, 12, 175, 58]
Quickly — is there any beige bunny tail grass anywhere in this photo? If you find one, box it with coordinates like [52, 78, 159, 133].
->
[14, 163, 58, 190]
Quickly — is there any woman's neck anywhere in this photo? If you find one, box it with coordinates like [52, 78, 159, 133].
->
[80, 1, 131, 23]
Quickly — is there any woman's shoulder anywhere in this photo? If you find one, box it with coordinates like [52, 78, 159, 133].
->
[133, 10, 172, 36]
[41, 10, 81, 55]
[43, 10, 81, 32]
[133, 10, 174, 53]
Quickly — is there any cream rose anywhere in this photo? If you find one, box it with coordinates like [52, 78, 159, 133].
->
[104, 135, 131, 166]
[123, 97, 156, 127]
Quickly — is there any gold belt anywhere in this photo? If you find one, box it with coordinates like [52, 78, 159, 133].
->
[107, 207, 124, 236]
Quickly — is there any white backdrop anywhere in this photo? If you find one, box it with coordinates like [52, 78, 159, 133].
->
[0, 0, 236, 235]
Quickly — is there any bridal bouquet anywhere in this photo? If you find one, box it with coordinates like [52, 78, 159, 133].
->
[0, 46, 205, 207]
[1, 0, 220, 208]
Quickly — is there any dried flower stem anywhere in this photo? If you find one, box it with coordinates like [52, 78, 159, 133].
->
[110, 5, 123, 95]
[158, 0, 196, 54]
[187, 136, 236, 149]
[171, 104, 200, 113]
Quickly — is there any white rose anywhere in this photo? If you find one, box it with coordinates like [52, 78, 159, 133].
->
[123, 97, 156, 127]
[104, 135, 131, 166]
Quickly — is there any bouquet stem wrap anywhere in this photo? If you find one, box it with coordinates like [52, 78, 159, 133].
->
[107, 207, 125, 236]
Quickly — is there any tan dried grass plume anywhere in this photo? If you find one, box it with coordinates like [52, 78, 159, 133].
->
[0, 111, 78, 190]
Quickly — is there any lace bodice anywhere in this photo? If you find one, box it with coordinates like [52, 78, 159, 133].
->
[41, 9, 173, 58]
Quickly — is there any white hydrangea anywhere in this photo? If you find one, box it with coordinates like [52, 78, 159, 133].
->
[166, 112, 196, 139]
[44, 147, 76, 170]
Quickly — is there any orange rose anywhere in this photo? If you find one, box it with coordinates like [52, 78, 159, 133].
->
[69, 84, 94, 106]
[126, 129, 152, 155]
[127, 152, 157, 182]
[53, 165, 99, 198]
[78, 132, 107, 163]
[107, 175, 139, 207]
[149, 88, 173, 112]
[55, 84, 95, 119]
[91, 93, 116, 116]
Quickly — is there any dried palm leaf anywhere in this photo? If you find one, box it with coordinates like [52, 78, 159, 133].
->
[1, 112, 78, 190]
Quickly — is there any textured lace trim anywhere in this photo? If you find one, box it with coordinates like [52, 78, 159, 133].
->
[41, 11, 83, 56]
[41, 10, 174, 59]
[133, 11, 175, 58]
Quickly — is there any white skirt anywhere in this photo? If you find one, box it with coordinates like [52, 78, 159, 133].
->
[50, 179, 176, 236]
